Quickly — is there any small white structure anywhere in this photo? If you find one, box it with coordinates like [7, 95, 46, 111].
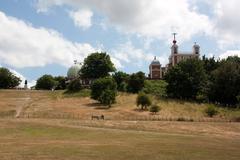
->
[24, 80, 28, 90]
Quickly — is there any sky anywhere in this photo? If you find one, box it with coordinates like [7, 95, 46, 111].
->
[0, 0, 240, 87]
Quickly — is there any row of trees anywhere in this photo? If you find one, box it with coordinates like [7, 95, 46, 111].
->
[165, 56, 240, 106]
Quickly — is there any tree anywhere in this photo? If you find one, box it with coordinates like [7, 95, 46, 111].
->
[0, 67, 21, 89]
[202, 55, 220, 74]
[165, 59, 207, 99]
[80, 52, 116, 79]
[112, 71, 129, 91]
[127, 71, 145, 93]
[36, 75, 57, 90]
[91, 77, 117, 107]
[208, 57, 240, 106]
[136, 92, 152, 110]
[67, 79, 82, 92]
[99, 89, 116, 107]
[54, 76, 67, 90]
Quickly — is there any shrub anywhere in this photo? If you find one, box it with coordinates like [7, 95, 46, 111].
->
[67, 79, 82, 92]
[136, 93, 152, 110]
[0, 67, 21, 89]
[204, 105, 218, 117]
[127, 71, 145, 93]
[143, 80, 167, 97]
[91, 77, 117, 107]
[150, 104, 160, 114]
[99, 89, 116, 107]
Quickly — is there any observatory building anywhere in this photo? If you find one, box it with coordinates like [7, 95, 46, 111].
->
[149, 34, 200, 79]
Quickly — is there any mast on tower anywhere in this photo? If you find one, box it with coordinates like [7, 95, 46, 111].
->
[172, 33, 177, 44]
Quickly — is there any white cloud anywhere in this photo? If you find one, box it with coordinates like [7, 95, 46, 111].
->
[219, 50, 240, 60]
[111, 41, 167, 68]
[36, 0, 213, 42]
[0, 11, 96, 68]
[69, 9, 93, 30]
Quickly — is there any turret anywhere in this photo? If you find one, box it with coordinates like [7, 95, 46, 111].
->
[193, 42, 200, 54]
[171, 33, 178, 54]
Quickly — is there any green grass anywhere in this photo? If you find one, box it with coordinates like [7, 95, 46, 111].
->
[0, 119, 240, 160]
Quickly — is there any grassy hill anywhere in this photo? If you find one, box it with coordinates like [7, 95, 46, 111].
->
[0, 90, 240, 160]
[0, 89, 239, 121]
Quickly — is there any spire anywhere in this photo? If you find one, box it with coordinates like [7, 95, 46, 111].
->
[173, 33, 177, 44]
[154, 56, 156, 60]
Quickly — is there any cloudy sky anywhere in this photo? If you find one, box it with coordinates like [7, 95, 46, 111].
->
[0, 0, 240, 87]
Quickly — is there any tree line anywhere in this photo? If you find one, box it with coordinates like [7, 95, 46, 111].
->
[1, 52, 239, 108]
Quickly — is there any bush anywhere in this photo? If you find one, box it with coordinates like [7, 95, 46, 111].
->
[99, 89, 116, 107]
[67, 79, 82, 92]
[150, 104, 160, 114]
[143, 80, 167, 97]
[136, 93, 152, 110]
[36, 75, 57, 90]
[91, 77, 117, 107]
[204, 105, 218, 117]
[127, 72, 145, 93]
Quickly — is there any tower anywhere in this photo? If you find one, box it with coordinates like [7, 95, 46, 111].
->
[193, 42, 200, 55]
[171, 33, 178, 54]
[149, 56, 162, 79]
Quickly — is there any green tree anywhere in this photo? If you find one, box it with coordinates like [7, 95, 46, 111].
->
[136, 92, 152, 110]
[99, 89, 116, 107]
[165, 59, 207, 99]
[202, 55, 220, 74]
[0, 67, 21, 89]
[80, 52, 116, 79]
[54, 76, 67, 90]
[112, 71, 129, 91]
[36, 75, 57, 90]
[143, 80, 168, 97]
[127, 71, 145, 93]
[67, 79, 82, 92]
[91, 77, 117, 107]
[208, 57, 240, 106]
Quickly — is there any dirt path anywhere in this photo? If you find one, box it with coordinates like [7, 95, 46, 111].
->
[15, 92, 31, 118]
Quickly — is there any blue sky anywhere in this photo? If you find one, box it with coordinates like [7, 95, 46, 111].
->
[0, 0, 240, 87]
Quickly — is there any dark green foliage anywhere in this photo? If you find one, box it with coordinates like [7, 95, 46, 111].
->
[136, 92, 152, 110]
[99, 89, 116, 107]
[91, 77, 117, 107]
[204, 105, 218, 117]
[112, 71, 129, 91]
[54, 76, 67, 90]
[208, 57, 240, 106]
[127, 71, 145, 93]
[80, 52, 116, 79]
[143, 80, 167, 97]
[67, 79, 82, 92]
[165, 59, 207, 99]
[202, 55, 220, 74]
[36, 75, 57, 90]
[0, 67, 21, 89]
[150, 104, 160, 114]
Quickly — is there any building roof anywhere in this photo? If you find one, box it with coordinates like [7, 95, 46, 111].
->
[150, 56, 161, 65]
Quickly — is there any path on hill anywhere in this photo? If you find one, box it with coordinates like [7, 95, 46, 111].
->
[15, 92, 31, 118]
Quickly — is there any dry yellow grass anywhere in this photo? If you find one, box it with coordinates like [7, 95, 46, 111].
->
[0, 90, 239, 121]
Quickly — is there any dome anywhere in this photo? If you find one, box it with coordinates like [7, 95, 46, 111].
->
[150, 56, 161, 65]
[67, 62, 82, 79]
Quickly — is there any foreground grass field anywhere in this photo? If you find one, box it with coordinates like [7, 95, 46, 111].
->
[0, 119, 240, 160]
